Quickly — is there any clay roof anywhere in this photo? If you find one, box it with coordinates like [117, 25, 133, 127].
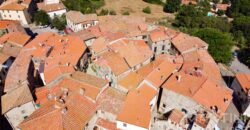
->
[216, 4, 230, 11]
[235, 73, 250, 93]
[182, 49, 222, 83]
[97, 87, 126, 115]
[0, 2, 26, 10]
[168, 109, 184, 123]
[117, 84, 157, 128]
[25, 33, 87, 84]
[95, 51, 130, 76]
[37, 2, 66, 12]
[0, 20, 19, 29]
[66, 11, 97, 24]
[1, 84, 33, 114]
[95, 118, 118, 130]
[149, 29, 170, 42]
[0, 52, 9, 64]
[69, 29, 96, 42]
[0, 31, 30, 47]
[71, 71, 108, 88]
[91, 37, 108, 54]
[19, 92, 97, 130]
[118, 54, 182, 91]
[4, 49, 32, 92]
[163, 72, 232, 117]
[145, 60, 178, 88]
[181, 0, 197, 5]
[109, 39, 153, 68]
[171, 33, 208, 54]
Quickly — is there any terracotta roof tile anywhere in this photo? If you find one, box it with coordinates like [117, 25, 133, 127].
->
[117, 84, 157, 128]
[0, 20, 19, 29]
[1, 84, 33, 114]
[96, 118, 118, 130]
[0, 2, 26, 10]
[66, 11, 97, 24]
[168, 109, 184, 123]
[172, 33, 208, 54]
[37, 2, 66, 12]
[235, 73, 250, 93]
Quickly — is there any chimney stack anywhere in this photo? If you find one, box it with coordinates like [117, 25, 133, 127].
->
[79, 88, 85, 95]
[177, 75, 182, 82]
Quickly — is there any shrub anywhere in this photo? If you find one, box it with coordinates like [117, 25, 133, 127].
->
[122, 11, 130, 15]
[143, 6, 151, 14]
[98, 9, 109, 16]
[109, 10, 117, 15]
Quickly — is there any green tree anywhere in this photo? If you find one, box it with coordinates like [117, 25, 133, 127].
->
[98, 9, 109, 16]
[109, 10, 117, 15]
[122, 11, 130, 15]
[33, 10, 50, 25]
[63, 0, 104, 14]
[193, 28, 234, 64]
[163, 0, 181, 13]
[217, 10, 225, 16]
[227, 0, 250, 17]
[232, 16, 250, 45]
[143, 6, 151, 14]
[52, 15, 66, 30]
[174, 5, 231, 32]
[232, 31, 247, 48]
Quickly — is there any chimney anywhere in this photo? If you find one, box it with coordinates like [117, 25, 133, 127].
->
[79, 88, 85, 95]
[61, 107, 68, 114]
[177, 75, 181, 82]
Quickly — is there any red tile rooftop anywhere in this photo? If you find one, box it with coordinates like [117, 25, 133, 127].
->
[163, 72, 232, 118]
[117, 84, 157, 128]
[235, 73, 250, 93]
[96, 118, 118, 130]
[20, 92, 97, 130]
[0, 20, 19, 29]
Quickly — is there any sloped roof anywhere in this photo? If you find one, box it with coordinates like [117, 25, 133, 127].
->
[66, 11, 97, 24]
[19, 93, 96, 130]
[0, 2, 26, 10]
[1, 84, 33, 114]
[117, 84, 157, 128]
[235, 73, 250, 93]
[37, 2, 66, 12]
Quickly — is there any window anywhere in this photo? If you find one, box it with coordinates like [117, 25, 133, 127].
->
[162, 45, 165, 50]
[9, 15, 11, 18]
[18, 15, 20, 18]
[162, 103, 166, 108]
[154, 47, 157, 52]
[123, 123, 127, 127]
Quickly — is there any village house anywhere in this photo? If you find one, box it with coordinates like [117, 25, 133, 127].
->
[19, 71, 110, 130]
[0, 20, 25, 36]
[148, 28, 171, 55]
[171, 33, 208, 54]
[37, 0, 67, 19]
[1, 49, 36, 130]
[23, 32, 88, 86]
[117, 83, 157, 130]
[158, 72, 233, 130]
[0, 31, 30, 82]
[66, 11, 98, 32]
[0, 1, 31, 25]
[91, 38, 153, 86]
[231, 73, 250, 117]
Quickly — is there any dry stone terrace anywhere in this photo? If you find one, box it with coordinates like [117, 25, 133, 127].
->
[0, 14, 235, 130]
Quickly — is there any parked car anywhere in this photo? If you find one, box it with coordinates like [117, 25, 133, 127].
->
[234, 119, 245, 130]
